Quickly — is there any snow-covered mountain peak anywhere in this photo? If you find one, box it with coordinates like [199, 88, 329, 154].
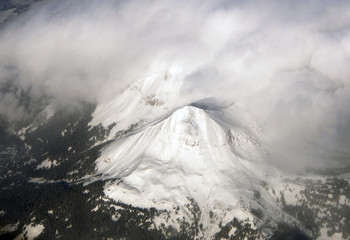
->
[96, 102, 266, 177]
[158, 105, 224, 145]
[85, 67, 308, 237]
[94, 101, 282, 235]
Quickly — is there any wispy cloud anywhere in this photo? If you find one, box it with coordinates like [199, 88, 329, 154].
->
[1, 0, 350, 172]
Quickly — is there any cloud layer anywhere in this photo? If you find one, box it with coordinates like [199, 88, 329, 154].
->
[1, 0, 350, 172]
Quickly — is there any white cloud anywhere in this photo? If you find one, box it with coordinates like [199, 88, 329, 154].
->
[1, 0, 350, 171]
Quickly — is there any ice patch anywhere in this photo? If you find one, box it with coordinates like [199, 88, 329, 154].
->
[0, 222, 18, 234]
[91, 205, 99, 212]
[339, 195, 347, 205]
[36, 158, 59, 170]
[15, 224, 44, 240]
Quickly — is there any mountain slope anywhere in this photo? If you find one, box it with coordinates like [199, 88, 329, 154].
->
[94, 99, 294, 237]
[0, 84, 349, 239]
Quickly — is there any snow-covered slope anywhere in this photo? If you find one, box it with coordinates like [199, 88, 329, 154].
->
[86, 68, 350, 239]
[90, 67, 186, 136]
[93, 78, 291, 235]
[1, 66, 347, 238]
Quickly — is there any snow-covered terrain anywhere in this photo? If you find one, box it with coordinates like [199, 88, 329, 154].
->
[1, 0, 350, 239]
[14, 224, 44, 240]
[90, 67, 186, 134]
[90, 71, 306, 237]
[0, 69, 349, 239]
